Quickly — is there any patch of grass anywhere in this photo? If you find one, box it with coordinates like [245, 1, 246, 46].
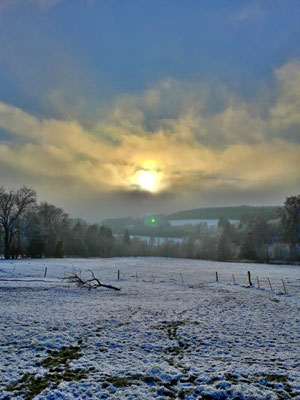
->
[263, 374, 288, 383]
[157, 386, 176, 398]
[5, 344, 86, 399]
[165, 345, 182, 355]
[106, 376, 138, 388]
[6, 368, 87, 400]
[167, 356, 175, 366]
[178, 389, 186, 399]
[160, 320, 187, 341]
[42, 345, 82, 368]
[224, 373, 239, 384]
[142, 375, 161, 385]
[159, 320, 192, 373]
[208, 376, 221, 384]
[275, 390, 294, 400]
[224, 372, 295, 399]
[258, 373, 293, 395]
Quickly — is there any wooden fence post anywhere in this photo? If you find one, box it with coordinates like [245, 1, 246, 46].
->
[267, 277, 273, 291]
[247, 271, 253, 286]
[216, 271, 218, 282]
[282, 279, 287, 295]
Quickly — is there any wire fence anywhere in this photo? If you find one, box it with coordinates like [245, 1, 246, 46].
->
[116, 269, 300, 296]
[1, 264, 299, 297]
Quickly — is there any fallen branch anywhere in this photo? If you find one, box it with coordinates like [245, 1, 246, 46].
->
[63, 270, 121, 291]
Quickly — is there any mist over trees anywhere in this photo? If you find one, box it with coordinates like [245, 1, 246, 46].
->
[0, 185, 299, 262]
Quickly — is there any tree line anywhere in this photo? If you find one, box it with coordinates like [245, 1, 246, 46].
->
[167, 205, 277, 221]
[0, 185, 299, 262]
[0, 186, 114, 259]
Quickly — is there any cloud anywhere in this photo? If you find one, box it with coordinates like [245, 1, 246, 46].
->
[0, 61, 300, 217]
[47, 89, 86, 120]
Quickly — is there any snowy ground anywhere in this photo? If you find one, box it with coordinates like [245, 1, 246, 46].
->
[0, 257, 299, 400]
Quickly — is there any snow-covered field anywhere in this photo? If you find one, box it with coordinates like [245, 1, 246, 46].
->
[0, 257, 299, 399]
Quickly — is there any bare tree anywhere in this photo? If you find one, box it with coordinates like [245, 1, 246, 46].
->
[0, 186, 37, 259]
[37, 202, 70, 257]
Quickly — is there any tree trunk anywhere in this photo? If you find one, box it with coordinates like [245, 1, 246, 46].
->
[17, 221, 21, 257]
[4, 228, 10, 259]
[265, 244, 270, 264]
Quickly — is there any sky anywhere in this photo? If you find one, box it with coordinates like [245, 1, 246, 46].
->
[0, 0, 300, 221]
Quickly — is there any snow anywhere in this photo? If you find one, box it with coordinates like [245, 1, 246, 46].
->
[0, 257, 299, 399]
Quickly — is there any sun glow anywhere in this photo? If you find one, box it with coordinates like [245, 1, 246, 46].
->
[133, 169, 162, 192]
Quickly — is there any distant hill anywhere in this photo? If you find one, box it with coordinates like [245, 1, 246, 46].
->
[167, 206, 278, 221]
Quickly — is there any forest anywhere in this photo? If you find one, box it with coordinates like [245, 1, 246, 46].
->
[167, 205, 277, 221]
[0, 185, 299, 263]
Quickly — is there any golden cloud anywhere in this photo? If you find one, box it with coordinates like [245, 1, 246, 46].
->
[0, 61, 300, 203]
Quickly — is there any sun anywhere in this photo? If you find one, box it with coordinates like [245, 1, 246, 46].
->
[133, 169, 162, 192]
[137, 171, 156, 191]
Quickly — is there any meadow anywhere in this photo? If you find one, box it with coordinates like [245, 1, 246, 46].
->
[0, 258, 299, 399]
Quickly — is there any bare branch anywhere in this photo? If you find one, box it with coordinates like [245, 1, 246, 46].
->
[63, 270, 121, 291]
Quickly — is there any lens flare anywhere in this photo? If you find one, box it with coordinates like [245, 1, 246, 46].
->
[144, 214, 161, 228]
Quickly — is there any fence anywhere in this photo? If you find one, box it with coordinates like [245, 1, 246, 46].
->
[115, 269, 300, 296]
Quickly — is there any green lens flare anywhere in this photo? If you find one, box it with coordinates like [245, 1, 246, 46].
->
[144, 214, 161, 228]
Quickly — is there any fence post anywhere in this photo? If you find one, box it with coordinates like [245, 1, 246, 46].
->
[44, 267, 47, 278]
[247, 271, 252, 286]
[282, 279, 287, 295]
[216, 271, 218, 282]
[180, 273, 184, 283]
[267, 277, 273, 291]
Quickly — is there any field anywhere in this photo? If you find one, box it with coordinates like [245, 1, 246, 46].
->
[0, 258, 299, 400]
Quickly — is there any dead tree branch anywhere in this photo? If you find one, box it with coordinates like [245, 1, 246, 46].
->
[63, 270, 121, 291]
